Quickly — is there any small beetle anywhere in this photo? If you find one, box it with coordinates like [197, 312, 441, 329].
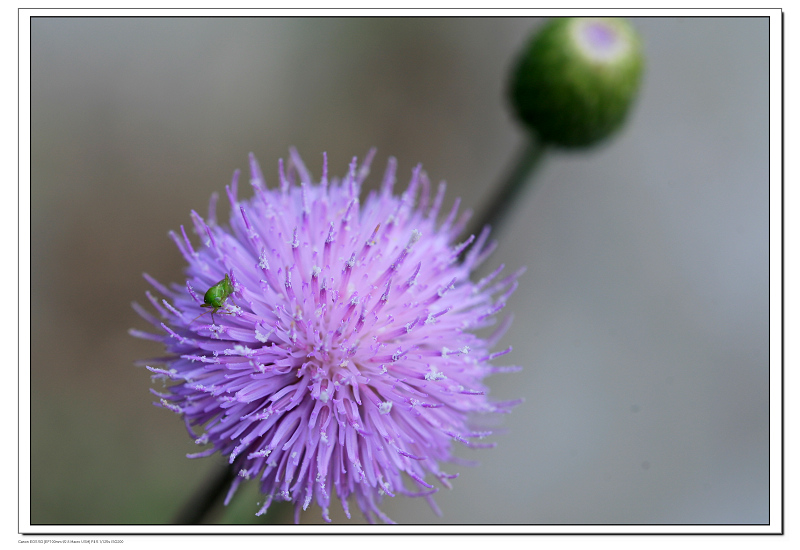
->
[192, 273, 235, 324]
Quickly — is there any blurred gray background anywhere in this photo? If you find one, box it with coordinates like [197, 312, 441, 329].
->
[30, 17, 769, 525]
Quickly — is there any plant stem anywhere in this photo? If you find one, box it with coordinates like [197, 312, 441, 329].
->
[465, 136, 546, 241]
[174, 464, 294, 524]
[173, 464, 237, 524]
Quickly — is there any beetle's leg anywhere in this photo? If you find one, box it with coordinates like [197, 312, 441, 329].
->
[190, 309, 211, 324]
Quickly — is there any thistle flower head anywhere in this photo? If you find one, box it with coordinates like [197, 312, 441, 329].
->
[132, 150, 522, 523]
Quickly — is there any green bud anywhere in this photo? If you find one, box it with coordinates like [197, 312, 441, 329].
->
[510, 17, 644, 148]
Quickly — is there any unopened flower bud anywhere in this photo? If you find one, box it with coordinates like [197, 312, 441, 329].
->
[510, 17, 644, 148]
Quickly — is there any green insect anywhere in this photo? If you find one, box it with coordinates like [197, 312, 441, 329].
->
[192, 273, 236, 324]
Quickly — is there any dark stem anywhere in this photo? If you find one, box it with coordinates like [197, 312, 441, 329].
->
[465, 136, 546, 241]
[173, 463, 237, 524]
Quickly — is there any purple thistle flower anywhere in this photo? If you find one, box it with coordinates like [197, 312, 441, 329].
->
[132, 149, 522, 524]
